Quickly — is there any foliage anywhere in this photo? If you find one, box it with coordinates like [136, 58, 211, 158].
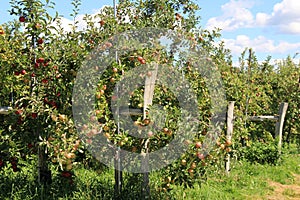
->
[239, 140, 280, 165]
[0, 0, 299, 194]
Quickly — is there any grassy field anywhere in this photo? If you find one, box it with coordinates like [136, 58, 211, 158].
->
[0, 148, 299, 200]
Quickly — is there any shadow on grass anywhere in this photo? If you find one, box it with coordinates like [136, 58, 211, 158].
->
[0, 168, 114, 200]
[0, 168, 168, 200]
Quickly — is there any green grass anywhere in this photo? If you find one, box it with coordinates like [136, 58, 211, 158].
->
[0, 151, 299, 200]
[165, 155, 299, 200]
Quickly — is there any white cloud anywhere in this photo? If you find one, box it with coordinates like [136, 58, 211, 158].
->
[51, 4, 132, 33]
[50, 5, 110, 33]
[206, 0, 300, 34]
[255, 13, 270, 26]
[222, 35, 300, 55]
[206, 0, 255, 31]
[255, 0, 300, 34]
[54, 17, 73, 33]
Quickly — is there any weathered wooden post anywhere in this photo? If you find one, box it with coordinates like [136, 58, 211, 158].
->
[225, 101, 234, 174]
[113, 1, 127, 198]
[141, 62, 159, 199]
[247, 102, 288, 155]
[225, 101, 288, 173]
[275, 102, 288, 154]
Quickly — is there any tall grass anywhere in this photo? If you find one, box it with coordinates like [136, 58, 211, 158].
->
[0, 147, 299, 200]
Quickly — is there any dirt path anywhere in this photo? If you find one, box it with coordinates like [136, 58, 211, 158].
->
[266, 174, 300, 200]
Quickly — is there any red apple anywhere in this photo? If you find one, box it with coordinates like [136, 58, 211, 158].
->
[27, 143, 33, 149]
[197, 152, 205, 160]
[166, 130, 173, 136]
[111, 95, 117, 101]
[96, 93, 102, 99]
[43, 97, 49, 103]
[95, 110, 101, 115]
[91, 129, 98, 135]
[188, 168, 194, 174]
[34, 62, 40, 68]
[20, 69, 26, 75]
[104, 132, 111, 139]
[37, 38, 43, 44]
[103, 126, 109, 131]
[55, 74, 61, 79]
[86, 139, 92, 144]
[19, 16, 26, 22]
[105, 42, 112, 48]
[175, 13, 182, 20]
[147, 131, 154, 137]
[37, 57, 45, 63]
[49, 100, 57, 108]
[43, 62, 49, 67]
[137, 56, 143, 62]
[15, 109, 22, 115]
[58, 114, 67, 122]
[81, 124, 88, 130]
[42, 79, 48, 84]
[220, 144, 225, 150]
[139, 58, 146, 64]
[99, 89, 105, 95]
[99, 20, 105, 26]
[190, 162, 197, 169]
[163, 127, 169, 134]
[225, 139, 232, 146]
[90, 115, 97, 122]
[31, 113, 38, 119]
[195, 142, 202, 148]
[143, 118, 150, 125]
[65, 152, 75, 159]
[61, 171, 72, 178]
[146, 71, 152, 77]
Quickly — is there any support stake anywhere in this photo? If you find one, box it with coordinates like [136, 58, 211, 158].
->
[225, 101, 234, 174]
[275, 102, 288, 154]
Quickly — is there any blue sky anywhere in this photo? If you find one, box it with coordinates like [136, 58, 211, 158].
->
[198, 0, 300, 64]
[1, 0, 299, 64]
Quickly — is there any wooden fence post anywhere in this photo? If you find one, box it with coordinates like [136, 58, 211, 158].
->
[141, 62, 158, 199]
[225, 101, 234, 174]
[275, 102, 288, 153]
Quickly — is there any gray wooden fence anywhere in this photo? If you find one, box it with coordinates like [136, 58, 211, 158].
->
[225, 102, 288, 174]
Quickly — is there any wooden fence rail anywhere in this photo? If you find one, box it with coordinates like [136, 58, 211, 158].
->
[0, 106, 12, 115]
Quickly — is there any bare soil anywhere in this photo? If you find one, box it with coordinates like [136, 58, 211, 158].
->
[266, 174, 300, 200]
